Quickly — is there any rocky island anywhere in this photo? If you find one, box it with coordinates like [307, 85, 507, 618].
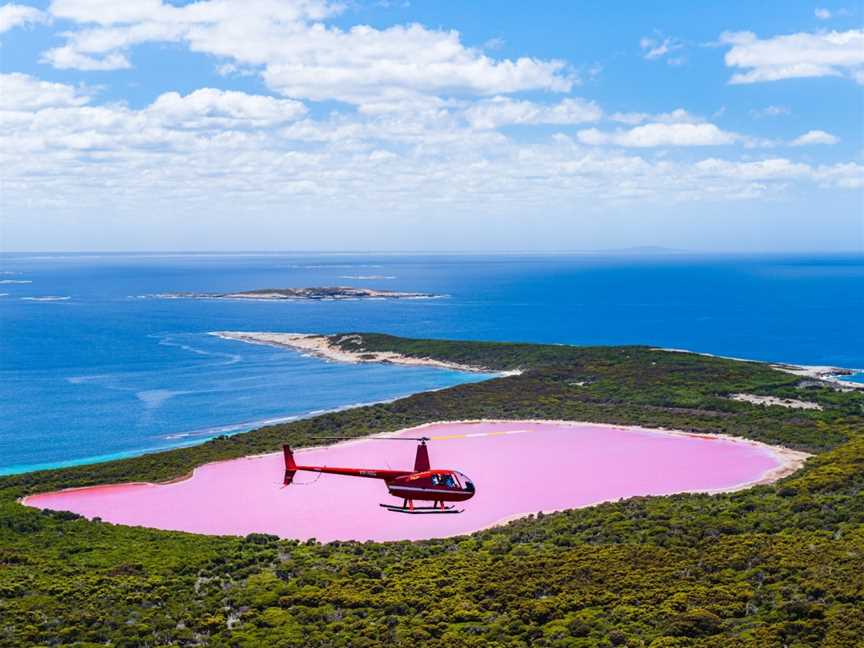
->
[152, 286, 439, 300]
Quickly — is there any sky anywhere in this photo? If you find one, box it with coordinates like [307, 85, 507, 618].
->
[0, 0, 862, 252]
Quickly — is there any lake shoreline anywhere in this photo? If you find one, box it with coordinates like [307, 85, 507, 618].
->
[21, 418, 810, 541]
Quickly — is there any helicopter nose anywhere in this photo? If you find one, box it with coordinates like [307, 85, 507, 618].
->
[458, 473, 475, 498]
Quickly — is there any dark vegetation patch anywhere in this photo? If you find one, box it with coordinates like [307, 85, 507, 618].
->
[1, 335, 862, 646]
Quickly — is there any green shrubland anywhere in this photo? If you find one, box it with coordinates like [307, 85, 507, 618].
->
[1, 335, 862, 647]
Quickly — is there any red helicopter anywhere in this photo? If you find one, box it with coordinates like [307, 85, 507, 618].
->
[282, 437, 476, 514]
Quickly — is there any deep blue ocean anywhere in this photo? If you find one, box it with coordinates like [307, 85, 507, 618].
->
[1, 252, 862, 475]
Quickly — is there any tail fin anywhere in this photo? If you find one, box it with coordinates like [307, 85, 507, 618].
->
[414, 442, 430, 472]
[283, 445, 297, 485]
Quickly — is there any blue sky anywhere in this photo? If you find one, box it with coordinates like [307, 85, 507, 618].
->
[0, 0, 862, 252]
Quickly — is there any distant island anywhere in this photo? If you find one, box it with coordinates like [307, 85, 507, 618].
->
[150, 287, 440, 301]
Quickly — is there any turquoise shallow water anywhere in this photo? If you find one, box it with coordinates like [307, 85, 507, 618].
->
[1, 252, 862, 475]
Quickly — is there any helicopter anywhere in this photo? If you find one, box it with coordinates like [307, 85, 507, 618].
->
[282, 436, 476, 514]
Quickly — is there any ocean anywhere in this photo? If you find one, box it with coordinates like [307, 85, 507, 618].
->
[1, 252, 862, 475]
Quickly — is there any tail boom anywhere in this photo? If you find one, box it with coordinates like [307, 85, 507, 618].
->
[282, 444, 409, 484]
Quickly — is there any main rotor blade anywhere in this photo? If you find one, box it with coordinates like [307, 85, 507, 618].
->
[312, 435, 431, 442]
[312, 430, 536, 443]
[428, 429, 532, 441]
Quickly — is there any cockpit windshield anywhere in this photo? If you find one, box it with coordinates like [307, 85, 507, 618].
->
[455, 472, 475, 492]
[431, 471, 474, 491]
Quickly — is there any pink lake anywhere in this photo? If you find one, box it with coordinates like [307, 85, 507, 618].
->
[24, 421, 783, 542]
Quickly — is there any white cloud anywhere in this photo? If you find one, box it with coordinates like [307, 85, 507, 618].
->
[0, 77, 310, 162]
[791, 129, 839, 145]
[609, 108, 702, 125]
[464, 96, 602, 129]
[640, 35, 683, 61]
[694, 157, 811, 180]
[0, 3, 48, 33]
[577, 122, 738, 147]
[259, 24, 572, 103]
[2, 1, 860, 247]
[42, 47, 131, 70]
[750, 105, 790, 118]
[3, 74, 858, 224]
[39, 0, 574, 103]
[483, 37, 505, 51]
[48, 0, 337, 26]
[720, 29, 864, 84]
[148, 88, 307, 127]
[814, 162, 864, 188]
[692, 157, 861, 189]
[0, 73, 91, 110]
[814, 8, 852, 20]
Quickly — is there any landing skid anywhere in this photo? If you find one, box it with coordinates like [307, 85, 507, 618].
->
[379, 503, 463, 514]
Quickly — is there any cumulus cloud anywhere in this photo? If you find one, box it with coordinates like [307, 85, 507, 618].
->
[0, 3, 48, 33]
[577, 122, 739, 147]
[0, 76, 309, 162]
[259, 24, 572, 103]
[38, 0, 574, 103]
[3, 69, 859, 228]
[148, 88, 307, 127]
[692, 157, 861, 188]
[720, 28, 864, 84]
[42, 48, 131, 70]
[791, 129, 839, 145]
[48, 0, 336, 25]
[694, 157, 811, 180]
[0, 73, 91, 110]
[464, 96, 602, 129]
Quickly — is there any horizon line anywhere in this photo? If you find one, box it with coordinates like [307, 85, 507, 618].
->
[1, 249, 862, 257]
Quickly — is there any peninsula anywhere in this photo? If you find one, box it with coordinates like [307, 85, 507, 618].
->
[212, 332, 503, 373]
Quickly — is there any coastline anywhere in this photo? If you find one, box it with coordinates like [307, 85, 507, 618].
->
[657, 347, 864, 390]
[211, 331, 519, 375]
[9, 337, 834, 479]
[213, 332, 860, 388]
[217, 333, 861, 388]
[772, 364, 864, 389]
[0, 390, 476, 478]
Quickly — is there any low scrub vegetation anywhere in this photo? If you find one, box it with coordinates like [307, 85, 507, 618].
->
[2, 335, 862, 646]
